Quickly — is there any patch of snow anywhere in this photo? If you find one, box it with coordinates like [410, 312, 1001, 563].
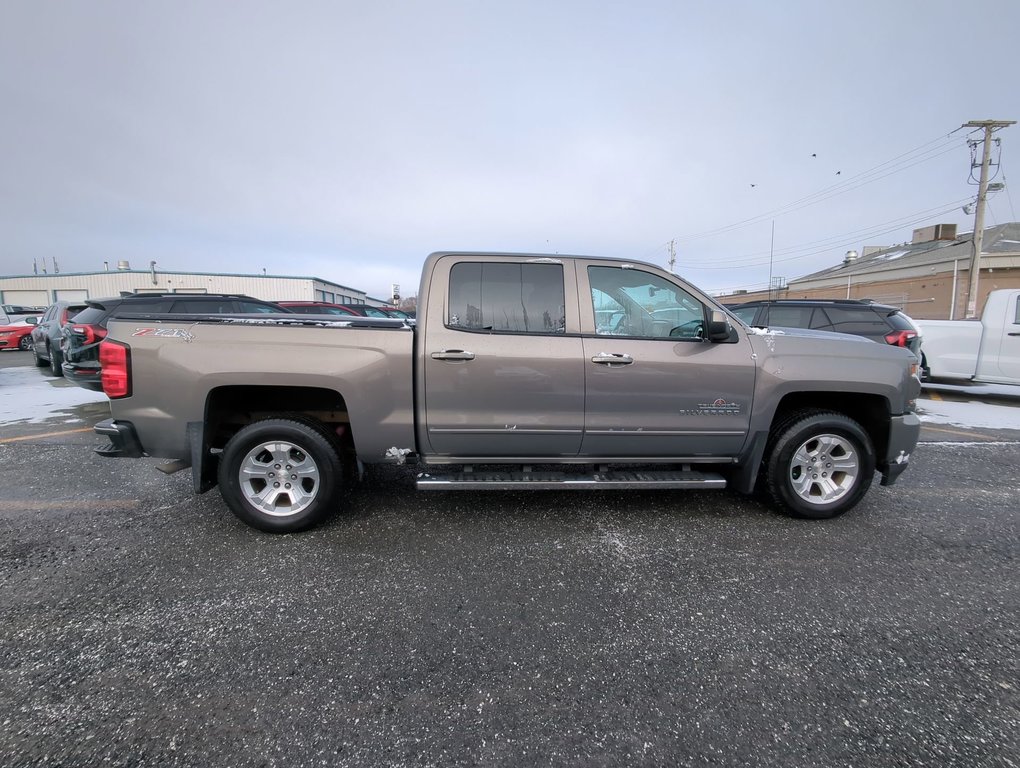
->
[917, 397, 1020, 431]
[0, 366, 108, 425]
[877, 250, 909, 261]
[922, 382, 1020, 399]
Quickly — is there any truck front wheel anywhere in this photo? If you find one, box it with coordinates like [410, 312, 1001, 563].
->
[217, 419, 343, 533]
[764, 411, 875, 519]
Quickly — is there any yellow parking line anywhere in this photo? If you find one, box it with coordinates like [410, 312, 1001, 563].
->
[921, 425, 996, 440]
[0, 427, 95, 444]
[927, 391, 943, 401]
[0, 500, 140, 510]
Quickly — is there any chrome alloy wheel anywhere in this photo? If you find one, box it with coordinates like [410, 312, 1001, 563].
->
[238, 440, 321, 517]
[788, 433, 859, 506]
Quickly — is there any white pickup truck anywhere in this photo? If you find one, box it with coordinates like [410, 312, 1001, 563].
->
[916, 289, 1020, 385]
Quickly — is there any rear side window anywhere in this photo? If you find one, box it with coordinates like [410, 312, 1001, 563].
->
[1014, 297, 1020, 325]
[171, 299, 233, 313]
[448, 262, 565, 334]
[885, 311, 917, 331]
[819, 307, 889, 336]
[69, 306, 110, 325]
[237, 301, 280, 313]
[729, 306, 759, 324]
[761, 306, 829, 330]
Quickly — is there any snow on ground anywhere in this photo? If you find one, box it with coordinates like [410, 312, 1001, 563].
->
[921, 381, 1020, 399]
[917, 397, 1020, 431]
[0, 366, 108, 425]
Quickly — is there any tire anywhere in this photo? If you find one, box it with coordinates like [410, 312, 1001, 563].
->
[33, 342, 48, 367]
[217, 418, 344, 533]
[19, 335, 32, 351]
[764, 410, 875, 520]
[48, 346, 63, 377]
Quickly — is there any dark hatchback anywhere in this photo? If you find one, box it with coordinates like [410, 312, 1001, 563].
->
[725, 298, 924, 365]
[61, 293, 289, 390]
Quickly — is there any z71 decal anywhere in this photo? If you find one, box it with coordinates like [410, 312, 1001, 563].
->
[132, 328, 195, 341]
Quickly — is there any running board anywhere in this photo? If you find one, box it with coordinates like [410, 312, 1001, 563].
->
[416, 467, 727, 491]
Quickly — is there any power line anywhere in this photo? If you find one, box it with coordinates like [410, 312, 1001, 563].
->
[671, 127, 976, 244]
[691, 199, 972, 270]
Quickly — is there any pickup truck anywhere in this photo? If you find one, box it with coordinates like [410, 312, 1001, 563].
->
[93, 252, 921, 532]
[916, 289, 1020, 385]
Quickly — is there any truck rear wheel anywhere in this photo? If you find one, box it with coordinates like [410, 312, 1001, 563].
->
[764, 410, 875, 519]
[217, 418, 343, 533]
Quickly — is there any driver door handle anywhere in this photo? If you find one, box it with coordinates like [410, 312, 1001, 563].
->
[591, 352, 634, 366]
[431, 349, 475, 361]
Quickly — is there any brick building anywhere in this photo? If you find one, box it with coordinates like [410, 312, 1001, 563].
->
[719, 222, 1020, 319]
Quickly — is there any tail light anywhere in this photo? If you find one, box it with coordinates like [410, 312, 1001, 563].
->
[71, 323, 107, 346]
[99, 340, 131, 398]
[884, 330, 918, 347]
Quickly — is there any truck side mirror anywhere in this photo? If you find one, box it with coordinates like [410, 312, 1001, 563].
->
[707, 309, 734, 342]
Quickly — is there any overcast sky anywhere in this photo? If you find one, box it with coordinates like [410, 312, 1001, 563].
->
[1, 1, 1017, 300]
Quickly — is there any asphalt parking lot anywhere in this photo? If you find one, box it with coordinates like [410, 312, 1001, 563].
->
[1, 349, 1017, 767]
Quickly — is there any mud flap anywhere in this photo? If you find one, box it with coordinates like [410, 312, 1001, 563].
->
[187, 421, 218, 494]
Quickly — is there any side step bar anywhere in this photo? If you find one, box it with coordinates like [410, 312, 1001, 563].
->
[417, 467, 727, 491]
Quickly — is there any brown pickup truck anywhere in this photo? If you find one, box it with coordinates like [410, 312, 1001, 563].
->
[94, 252, 921, 532]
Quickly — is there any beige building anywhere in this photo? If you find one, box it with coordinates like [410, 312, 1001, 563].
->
[0, 262, 368, 308]
[718, 222, 1020, 320]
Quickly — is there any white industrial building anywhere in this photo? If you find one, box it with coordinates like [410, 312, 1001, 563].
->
[0, 261, 374, 308]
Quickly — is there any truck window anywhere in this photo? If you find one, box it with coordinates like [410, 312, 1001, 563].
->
[448, 262, 565, 334]
[1014, 296, 1020, 325]
[588, 266, 705, 339]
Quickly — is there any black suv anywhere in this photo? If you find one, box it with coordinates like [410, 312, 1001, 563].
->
[725, 298, 924, 366]
[61, 293, 289, 389]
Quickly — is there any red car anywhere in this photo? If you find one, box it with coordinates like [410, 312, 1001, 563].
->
[0, 316, 40, 351]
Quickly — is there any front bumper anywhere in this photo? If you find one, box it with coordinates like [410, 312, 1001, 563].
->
[94, 418, 146, 458]
[878, 412, 921, 486]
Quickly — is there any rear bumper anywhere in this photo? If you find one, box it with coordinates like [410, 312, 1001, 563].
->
[878, 413, 921, 486]
[94, 418, 146, 458]
[62, 362, 103, 391]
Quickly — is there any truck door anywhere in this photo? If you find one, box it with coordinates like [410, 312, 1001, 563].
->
[421, 257, 585, 458]
[994, 291, 1020, 381]
[579, 263, 756, 458]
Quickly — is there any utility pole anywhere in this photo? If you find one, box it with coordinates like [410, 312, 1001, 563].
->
[964, 119, 1015, 318]
[666, 239, 676, 272]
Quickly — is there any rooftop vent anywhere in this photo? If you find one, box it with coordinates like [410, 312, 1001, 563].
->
[911, 223, 957, 244]
[843, 249, 859, 265]
[117, 260, 131, 271]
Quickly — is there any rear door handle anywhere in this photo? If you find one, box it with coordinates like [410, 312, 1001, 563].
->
[431, 349, 475, 361]
[591, 352, 634, 366]
[1009, 332, 1020, 336]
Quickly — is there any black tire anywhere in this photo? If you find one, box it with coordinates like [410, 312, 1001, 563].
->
[48, 346, 63, 377]
[19, 335, 32, 351]
[217, 418, 344, 533]
[33, 342, 48, 367]
[764, 410, 875, 520]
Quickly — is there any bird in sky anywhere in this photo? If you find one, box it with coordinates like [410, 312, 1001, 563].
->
[811, 153, 817, 158]
[750, 183, 757, 188]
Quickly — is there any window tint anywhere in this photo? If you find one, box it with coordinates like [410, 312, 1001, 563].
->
[729, 306, 758, 324]
[884, 311, 916, 331]
[448, 262, 565, 333]
[819, 306, 888, 336]
[760, 306, 817, 329]
[120, 299, 173, 314]
[1014, 297, 1020, 325]
[69, 306, 110, 325]
[172, 299, 233, 313]
[237, 301, 279, 313]
[588, 266, 704, 339]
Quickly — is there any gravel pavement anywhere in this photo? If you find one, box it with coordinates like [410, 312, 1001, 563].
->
[1, 352, 1017, 766]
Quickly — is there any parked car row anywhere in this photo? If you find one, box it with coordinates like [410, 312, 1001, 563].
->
[725, 298, 926, 375]
[0, 316, 40, 351]
[12, 294, 417, 391]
